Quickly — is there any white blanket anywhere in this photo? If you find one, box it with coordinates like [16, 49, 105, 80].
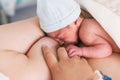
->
[0, 72, 9, 80]
[76, 0, 120, 48]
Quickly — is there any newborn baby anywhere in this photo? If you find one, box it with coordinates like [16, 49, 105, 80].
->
[47, 17, 120, 58]
[37, 0, 120, 58]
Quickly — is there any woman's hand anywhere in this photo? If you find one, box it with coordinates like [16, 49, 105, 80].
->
[42, 46, 94, 80]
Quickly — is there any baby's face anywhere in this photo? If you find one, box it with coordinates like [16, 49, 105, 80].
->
[47, 25, 78, 45]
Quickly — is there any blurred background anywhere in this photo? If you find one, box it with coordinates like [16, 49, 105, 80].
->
[0, 0, 37, 25]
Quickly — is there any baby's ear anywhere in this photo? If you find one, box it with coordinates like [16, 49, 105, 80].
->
[75, 17, 83, 27]
[68, 17, 83, 27]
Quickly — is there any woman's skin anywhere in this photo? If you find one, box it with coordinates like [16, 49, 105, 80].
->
[0, 17, 120, 80]
[88, 53, 120, 80]
[0, 17, 47, 80]
[0, 17, 45, 53]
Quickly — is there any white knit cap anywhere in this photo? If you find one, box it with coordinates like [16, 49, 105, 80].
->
[37, 0, 81, 33]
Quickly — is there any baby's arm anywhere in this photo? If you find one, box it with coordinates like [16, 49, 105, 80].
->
[79, 19, 112, 58]
[66, 39, 112, 58]
[82, 36, 112, 58]
[67, 19, 112, 58]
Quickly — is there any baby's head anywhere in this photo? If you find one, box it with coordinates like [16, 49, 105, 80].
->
[37, 0, 81, 45]
[47, 17, 83, 45]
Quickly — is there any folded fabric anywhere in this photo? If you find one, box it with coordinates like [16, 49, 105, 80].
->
[76, 0, 120, 48]
[0, 72, 9, 80]
[94, 0, 120, 16]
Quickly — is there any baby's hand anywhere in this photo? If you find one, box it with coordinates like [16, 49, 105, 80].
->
[66, 44, 83, 57]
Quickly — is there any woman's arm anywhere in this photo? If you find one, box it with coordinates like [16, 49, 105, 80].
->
[0, 16, 45, 54]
